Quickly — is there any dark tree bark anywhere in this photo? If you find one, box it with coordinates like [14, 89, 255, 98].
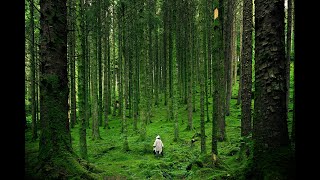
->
[39, 0, 71, 160]
[253, 0, 293, 178]
[217, 0, 226, 142]
[225, 0, 233, 117]
[241, 0, 252, 137]
[38, 0, 96, 178]
[212, 0, 222, 156]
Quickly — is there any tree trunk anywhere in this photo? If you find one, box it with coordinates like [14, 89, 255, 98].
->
[241, 0, 253, 137]
[217, 0, 226, 142]
[103, 1, 110, 129]
[200, 0, 207, 152]
[91, 7, 101, 139]
[291, 0, 295, 146]
[38, 0, 95, 178]
[112, 4, 117, 117]
[236, 3, 243, 106]
[212, 0, 221, 156]
[286, 0, 292, 140]
[225, 0, 233, 117]
[29, 0, 38, 141]
[253, 0, 293, 178]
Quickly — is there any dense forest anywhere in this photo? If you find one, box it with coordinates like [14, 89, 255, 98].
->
[24, 0, 296, 179]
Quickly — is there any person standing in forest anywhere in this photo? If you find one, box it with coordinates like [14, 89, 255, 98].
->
[153, 135, 164, 157]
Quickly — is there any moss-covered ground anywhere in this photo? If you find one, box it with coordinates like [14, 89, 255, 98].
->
[25, 63, 294, 179]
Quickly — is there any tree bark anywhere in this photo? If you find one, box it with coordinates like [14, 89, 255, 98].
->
[38, 0, 95, 178]
[241, 0, 253, 137]
[253, 0, 293, 178]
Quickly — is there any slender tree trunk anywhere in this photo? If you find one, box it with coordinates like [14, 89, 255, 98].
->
[200, 2, 206, 151]
[112, 4, 117, 117]
[155, 24, 159, 106]
[97, 0, 103, 127]
[225, 0, 233, 117]
[186, 0, 193, 131]
[212, 0, 221, 156]
[217, 0, 226, 142]
[241, 0, 253, 137]
[236, 4, 243, 106]
[123, 7, 129, 150]
[91, 5, 101, 139]
[77, 0, 88, 160]
[29, 0, 38, 141]
[291, 0, 295, 146]
[286, 0, 292, 140]
[232, 14, 237, 86]
[118, 5, 123, 120]
[104, 1, 110, 129]
[163, 1, 168, 106]
[69, 0, 77, 129]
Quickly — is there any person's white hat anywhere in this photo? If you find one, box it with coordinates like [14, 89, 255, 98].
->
[156, 135, 160, 139]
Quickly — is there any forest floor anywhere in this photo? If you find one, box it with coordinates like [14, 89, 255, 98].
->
[25, 64, 294, 179]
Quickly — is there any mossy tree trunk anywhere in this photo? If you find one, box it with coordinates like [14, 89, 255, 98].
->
[77, 0, 88, 160]
[39, 0, 72, 158]
[91, 0, 101, 140]
[38, 0, 96, 178]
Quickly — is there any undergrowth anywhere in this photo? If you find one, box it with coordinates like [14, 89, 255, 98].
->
[25, 63, 294, 179]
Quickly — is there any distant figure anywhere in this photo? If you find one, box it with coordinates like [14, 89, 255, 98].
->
[153, 135, 164, 157]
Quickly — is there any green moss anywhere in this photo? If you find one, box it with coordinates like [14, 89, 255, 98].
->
[26, 63, 295, 179]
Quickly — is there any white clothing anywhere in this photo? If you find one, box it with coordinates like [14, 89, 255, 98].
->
[153, 138, 164, 154]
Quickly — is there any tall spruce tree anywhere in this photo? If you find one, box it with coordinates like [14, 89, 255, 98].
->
[38, 0, 96, 178]
[253, 0, 294, 178]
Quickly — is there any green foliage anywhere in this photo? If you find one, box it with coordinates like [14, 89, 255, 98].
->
[25, 63, 295, 180]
